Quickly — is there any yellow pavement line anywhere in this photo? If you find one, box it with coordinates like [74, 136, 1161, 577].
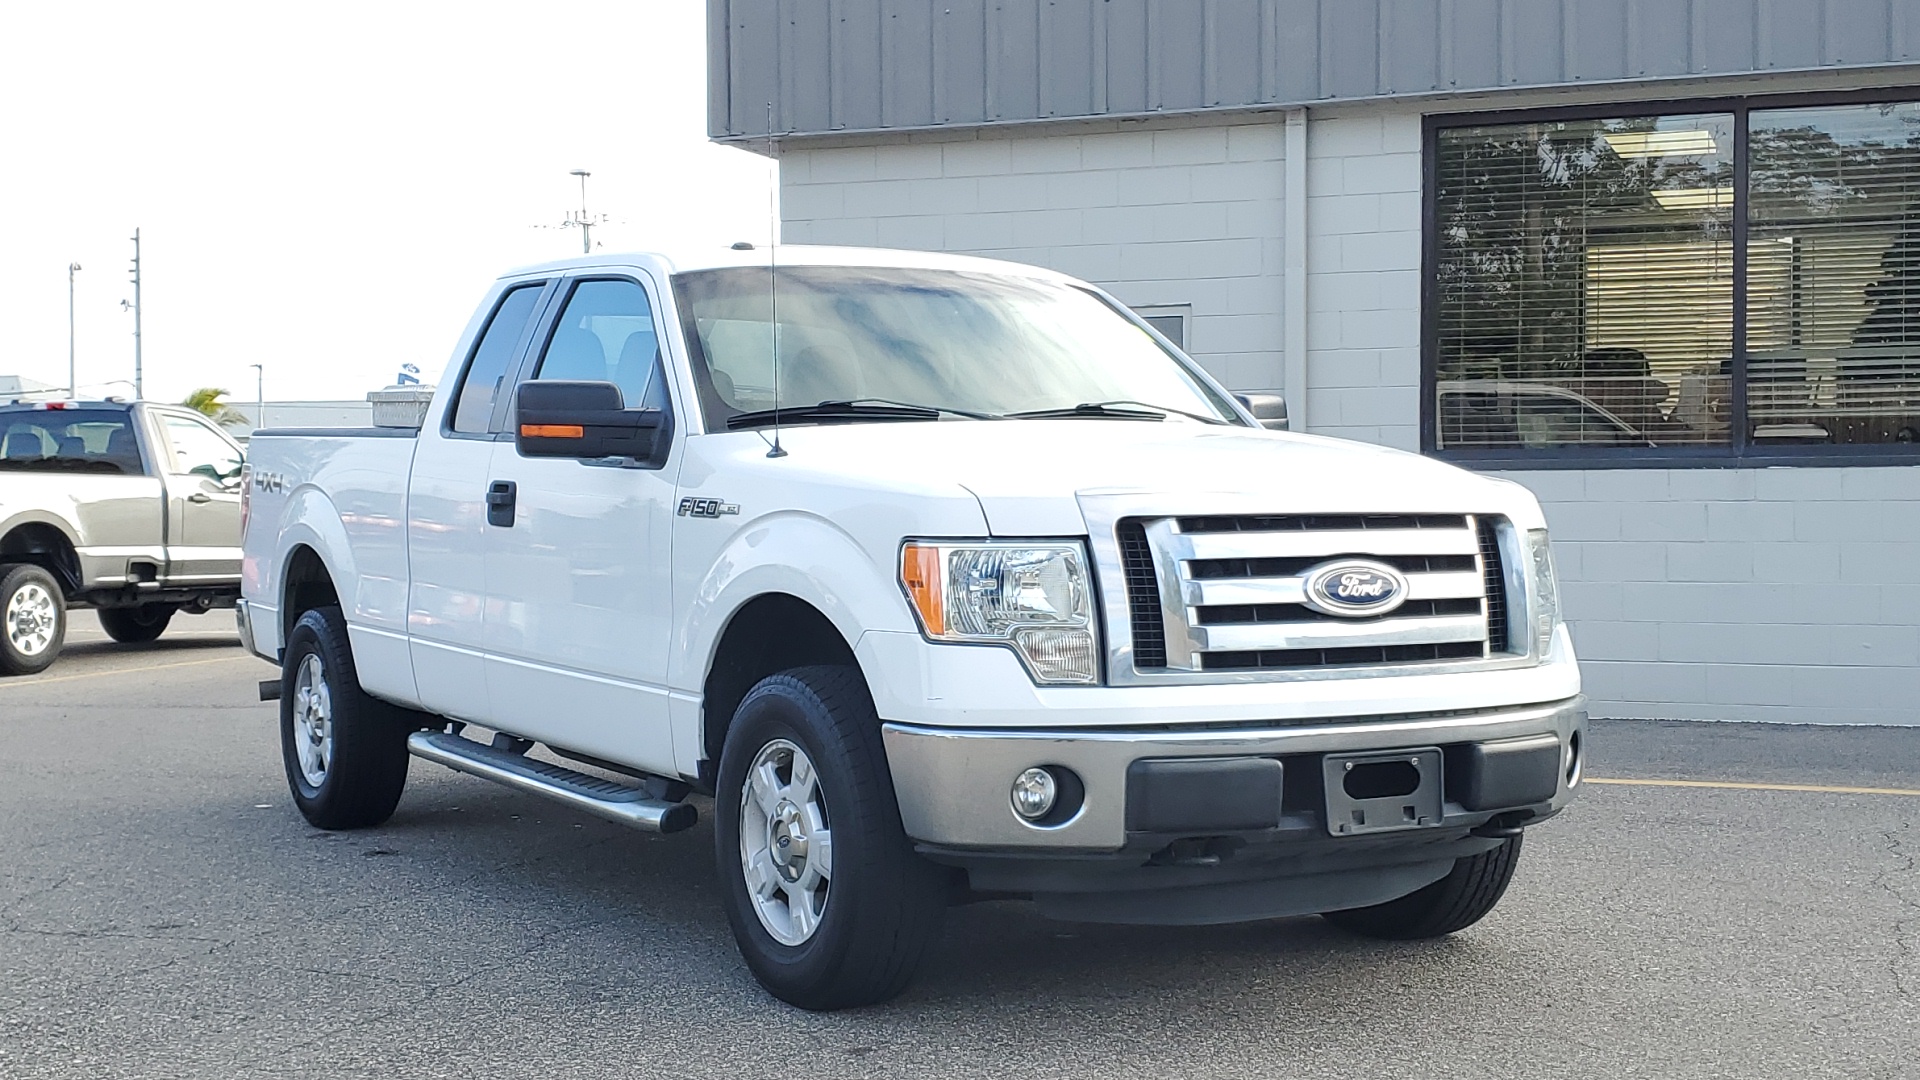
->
[1587, 777, 1920, 798]
[0, 654, 258, 689]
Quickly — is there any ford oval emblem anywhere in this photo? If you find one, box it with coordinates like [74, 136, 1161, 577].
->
[1302, 559, 1409, 618]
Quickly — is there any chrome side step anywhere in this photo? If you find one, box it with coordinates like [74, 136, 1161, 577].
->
[406, 730, 697, 834]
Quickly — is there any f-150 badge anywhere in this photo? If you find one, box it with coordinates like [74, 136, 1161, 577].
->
[678, 497, 740, 518]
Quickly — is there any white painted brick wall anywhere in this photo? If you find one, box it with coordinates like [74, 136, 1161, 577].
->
[1504, 466, 1920, 724]
[1304, 113, 1423, 451]
[782, 122, 1287, 390]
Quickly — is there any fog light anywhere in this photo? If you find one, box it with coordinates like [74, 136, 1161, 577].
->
[1011, 767, 1058, 820]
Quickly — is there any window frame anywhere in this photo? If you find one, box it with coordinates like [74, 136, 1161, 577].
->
[1423, 84, 1920, 469]
[441, 278, 559, 440]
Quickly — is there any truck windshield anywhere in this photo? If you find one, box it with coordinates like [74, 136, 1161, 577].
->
[0, 409, 142, 475]
[671, 266, 1241, 430]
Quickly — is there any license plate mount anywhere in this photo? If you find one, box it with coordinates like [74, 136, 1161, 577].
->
[1322, 747, 1444, 836]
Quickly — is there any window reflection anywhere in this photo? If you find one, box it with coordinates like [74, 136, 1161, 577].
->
[1434, 113, 1737, 449]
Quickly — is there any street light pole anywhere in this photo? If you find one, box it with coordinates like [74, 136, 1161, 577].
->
[251, 364, 264, 431]
[563, 169, 605, 254]
[67, 262, 82, 396]
[127, 229, 142, 400]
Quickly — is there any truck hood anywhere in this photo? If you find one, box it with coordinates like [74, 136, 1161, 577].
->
[755, 420, 1534, 534]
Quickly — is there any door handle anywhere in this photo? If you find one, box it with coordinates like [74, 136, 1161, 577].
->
[486, 480, 517, 527]
[187, 492, 213, 504]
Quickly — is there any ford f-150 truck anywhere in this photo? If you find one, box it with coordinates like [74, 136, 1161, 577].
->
[238, 246, 1584, 1009]
[1, 398, 246, 674]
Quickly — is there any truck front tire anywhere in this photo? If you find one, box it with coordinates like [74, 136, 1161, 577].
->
[97, 603, 175, 644]
[0, 564, 66, 676]
[715, 665, 947, 1010]
[280, 605, 410, 830]
[1322, 834, 1524, 940]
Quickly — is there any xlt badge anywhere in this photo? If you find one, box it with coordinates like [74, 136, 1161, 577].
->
[678, 497, 740, 519]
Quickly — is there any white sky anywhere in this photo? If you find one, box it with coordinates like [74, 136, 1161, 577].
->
[0, 0, 773, 404]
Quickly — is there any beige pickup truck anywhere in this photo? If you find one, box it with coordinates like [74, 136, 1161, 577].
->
[0, 399, 246, 675]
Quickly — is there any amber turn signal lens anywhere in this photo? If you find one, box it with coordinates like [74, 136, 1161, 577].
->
[900, 544, 945, 636]
[520, 424, 584, 438]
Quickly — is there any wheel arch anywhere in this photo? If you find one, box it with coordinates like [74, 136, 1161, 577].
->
[699, 592, 863, 790]
[279, 543, 341, 644]
[0, 517, 83, 595]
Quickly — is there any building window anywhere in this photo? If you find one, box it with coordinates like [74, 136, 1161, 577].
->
[1749, 101, 1920, 446]
[1427, 93, 1920, 463]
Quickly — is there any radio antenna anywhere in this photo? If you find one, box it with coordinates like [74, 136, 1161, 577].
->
[765, 101, 787, 459]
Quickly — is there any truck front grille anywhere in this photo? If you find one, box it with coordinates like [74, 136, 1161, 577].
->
[1117, 520, 1167, 669]
[1115, 513, 1516, 675]
[1476, 517, 1510, 654]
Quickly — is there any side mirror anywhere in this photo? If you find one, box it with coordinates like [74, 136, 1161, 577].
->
[1234, 391, 1290, 431]
[515, 380, 668, 462]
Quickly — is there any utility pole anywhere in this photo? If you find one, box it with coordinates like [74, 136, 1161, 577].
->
[67, 262, 82, 396]
[251, 363, 264, 431]
[563, 170, 605, 254]
[123, 229, 143, 400]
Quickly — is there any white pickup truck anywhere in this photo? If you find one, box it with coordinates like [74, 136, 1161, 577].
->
[238, 246, 1584, 1009]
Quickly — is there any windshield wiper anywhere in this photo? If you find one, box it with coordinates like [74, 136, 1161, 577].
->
[1007, 399, 1229, 425]
[726, 400, 942, 430]
[825, 398, 1003, 420]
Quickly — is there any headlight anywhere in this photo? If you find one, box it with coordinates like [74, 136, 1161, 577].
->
[900, 541, 1098, 684]
[1526, 528, 1561, 657]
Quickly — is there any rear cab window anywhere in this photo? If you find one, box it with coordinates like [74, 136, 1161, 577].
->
[448, 284, 547, 435]
[0, 408, 144, 474]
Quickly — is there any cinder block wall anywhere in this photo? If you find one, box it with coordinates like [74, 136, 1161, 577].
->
[780, 121, 1288, 390]
[1304, 111, 1423, 451]
[1506, 467, 1920, 725]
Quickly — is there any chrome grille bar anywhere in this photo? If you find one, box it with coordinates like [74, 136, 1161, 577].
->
[1170, 528, 1481, 561]
[1184, 570, 1485, 607]
[1191, 614, 1490, 651]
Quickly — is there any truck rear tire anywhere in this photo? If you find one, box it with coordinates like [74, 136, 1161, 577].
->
[280, 605, 410, 830]
[1322, 834, 1523, 940]
[715, 665, 947, 1010]
[0, 563, 66, 676]
[97, 603, 175, 644]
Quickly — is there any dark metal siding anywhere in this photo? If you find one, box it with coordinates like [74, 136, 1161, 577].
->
[709, 0, 1920, 138]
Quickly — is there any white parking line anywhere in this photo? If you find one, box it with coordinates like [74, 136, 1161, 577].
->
[1588, 777, 1920, 798]
[0, 654, 258, 690]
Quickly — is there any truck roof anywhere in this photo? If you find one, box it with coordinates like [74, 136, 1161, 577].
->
[501, 244, 1078, 283]
[0, 398, 134, 411]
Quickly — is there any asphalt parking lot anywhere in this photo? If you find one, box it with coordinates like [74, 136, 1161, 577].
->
[2, 615, 1916, 1079]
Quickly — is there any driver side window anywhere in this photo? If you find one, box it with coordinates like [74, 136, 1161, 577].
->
[531, 278, 668, 412]
[159, 413, 244, 479]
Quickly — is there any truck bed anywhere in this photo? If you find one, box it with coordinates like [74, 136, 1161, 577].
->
[243, 430, 420, 675]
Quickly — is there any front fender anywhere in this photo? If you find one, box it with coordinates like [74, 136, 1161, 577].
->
[670, 510, 916, 695]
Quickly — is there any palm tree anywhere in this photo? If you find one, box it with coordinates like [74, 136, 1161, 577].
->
[181, 387, 249, 428]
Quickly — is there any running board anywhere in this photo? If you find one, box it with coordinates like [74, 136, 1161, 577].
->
[406, 730, 697, 834]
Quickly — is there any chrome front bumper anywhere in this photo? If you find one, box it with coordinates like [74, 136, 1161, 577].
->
[881, 696, 1586, 851]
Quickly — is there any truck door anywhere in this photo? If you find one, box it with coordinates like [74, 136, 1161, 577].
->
[153, 410, 246, 584]
[406, 279, 552, 723]
[480, 274, 679, 774]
